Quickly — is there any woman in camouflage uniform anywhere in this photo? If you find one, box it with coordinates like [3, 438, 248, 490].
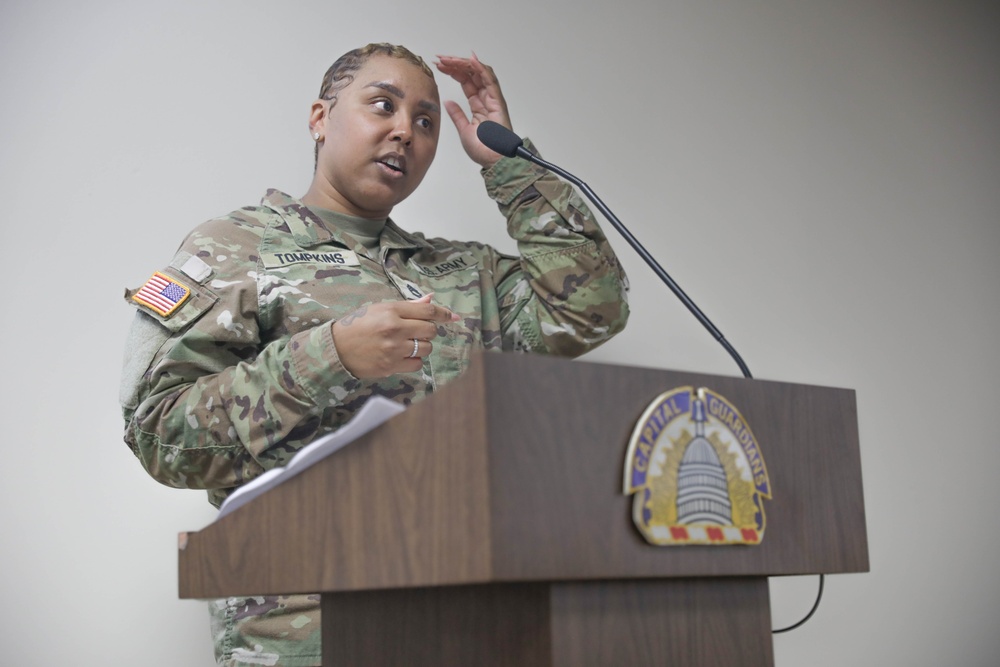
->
[121, 43, 629, 667]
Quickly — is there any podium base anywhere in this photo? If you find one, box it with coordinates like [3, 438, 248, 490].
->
[322, 577, 773, 667]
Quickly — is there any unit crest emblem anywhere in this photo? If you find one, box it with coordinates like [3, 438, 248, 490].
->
[623, 387, 771, 546]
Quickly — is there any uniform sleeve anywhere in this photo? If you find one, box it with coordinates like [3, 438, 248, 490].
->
[120, 219, 363, 498]
[483, 139, 630, 356]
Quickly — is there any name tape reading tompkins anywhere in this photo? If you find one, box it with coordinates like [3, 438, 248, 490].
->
[262, 250, 361, 269]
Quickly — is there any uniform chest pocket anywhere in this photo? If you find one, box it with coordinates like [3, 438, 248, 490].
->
[429, 318, 480, 382]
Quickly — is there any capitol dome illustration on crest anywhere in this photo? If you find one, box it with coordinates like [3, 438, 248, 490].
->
[676, 398, 733, 525]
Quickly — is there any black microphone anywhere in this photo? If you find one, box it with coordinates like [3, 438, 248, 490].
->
[477, 120, 752, 379]
[476, 120, 525, 158]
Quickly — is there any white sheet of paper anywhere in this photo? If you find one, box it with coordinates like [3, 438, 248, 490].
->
[216, 396, 406, 520]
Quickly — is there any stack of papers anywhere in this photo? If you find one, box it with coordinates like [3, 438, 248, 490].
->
[216, 396, 406, 520]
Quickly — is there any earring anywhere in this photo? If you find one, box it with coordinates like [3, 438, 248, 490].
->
[313, 132, 321, 141]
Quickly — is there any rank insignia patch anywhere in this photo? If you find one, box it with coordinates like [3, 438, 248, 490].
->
[132, 272, 191, 317]
[623, 387, 771, 546]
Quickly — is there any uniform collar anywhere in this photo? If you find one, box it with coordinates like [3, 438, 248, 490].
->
[261, 189, 425, 252]
[381, 218, 426, 252]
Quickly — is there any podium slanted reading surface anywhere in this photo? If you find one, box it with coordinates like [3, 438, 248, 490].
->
[178, 353, 868, 667]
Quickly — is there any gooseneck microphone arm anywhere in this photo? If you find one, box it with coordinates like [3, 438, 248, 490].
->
[477, 121, 752, 380]
[476, 123, 830, 638]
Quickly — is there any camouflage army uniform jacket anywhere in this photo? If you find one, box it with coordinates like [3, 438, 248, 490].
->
[121, 141, 629, 508]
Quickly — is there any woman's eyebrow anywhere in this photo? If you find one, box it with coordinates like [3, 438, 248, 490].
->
[364, 80, 440, 113]
[365, 80, 405, 97]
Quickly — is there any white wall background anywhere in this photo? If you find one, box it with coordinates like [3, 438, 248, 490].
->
[1, 1, 997, 664]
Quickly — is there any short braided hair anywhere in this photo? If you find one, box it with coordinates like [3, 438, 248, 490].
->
[314, 43, 435, 165]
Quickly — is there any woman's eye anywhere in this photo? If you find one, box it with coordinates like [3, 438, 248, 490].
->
[416, 117, 433, 130]
[374, 99, 394, 113]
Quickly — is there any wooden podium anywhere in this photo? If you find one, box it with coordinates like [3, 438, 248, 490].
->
[178, 353, 868, 666]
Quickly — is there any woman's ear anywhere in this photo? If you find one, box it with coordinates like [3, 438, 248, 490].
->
[308, 100, 327, 141]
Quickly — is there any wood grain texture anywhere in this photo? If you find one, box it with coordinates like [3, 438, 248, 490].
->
[180, 364, 495, 597]
[320, 578, 773, 667]
[483, 354, 869, 581]
[550, 578, 773, 667]
[322, 583, 552, 667]
[179, 352, 868, 599]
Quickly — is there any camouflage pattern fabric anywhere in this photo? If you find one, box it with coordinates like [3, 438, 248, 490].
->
[209, 595, 322, 667]
[121, 140, 629, 666]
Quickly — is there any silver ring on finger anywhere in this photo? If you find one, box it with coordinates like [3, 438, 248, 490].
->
[407, 338, 420, 359]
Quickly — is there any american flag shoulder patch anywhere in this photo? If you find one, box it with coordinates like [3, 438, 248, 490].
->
[132, 271, 192, 317]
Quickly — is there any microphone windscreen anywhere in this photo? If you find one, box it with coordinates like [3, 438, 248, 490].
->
[477, 121, 523, 158]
